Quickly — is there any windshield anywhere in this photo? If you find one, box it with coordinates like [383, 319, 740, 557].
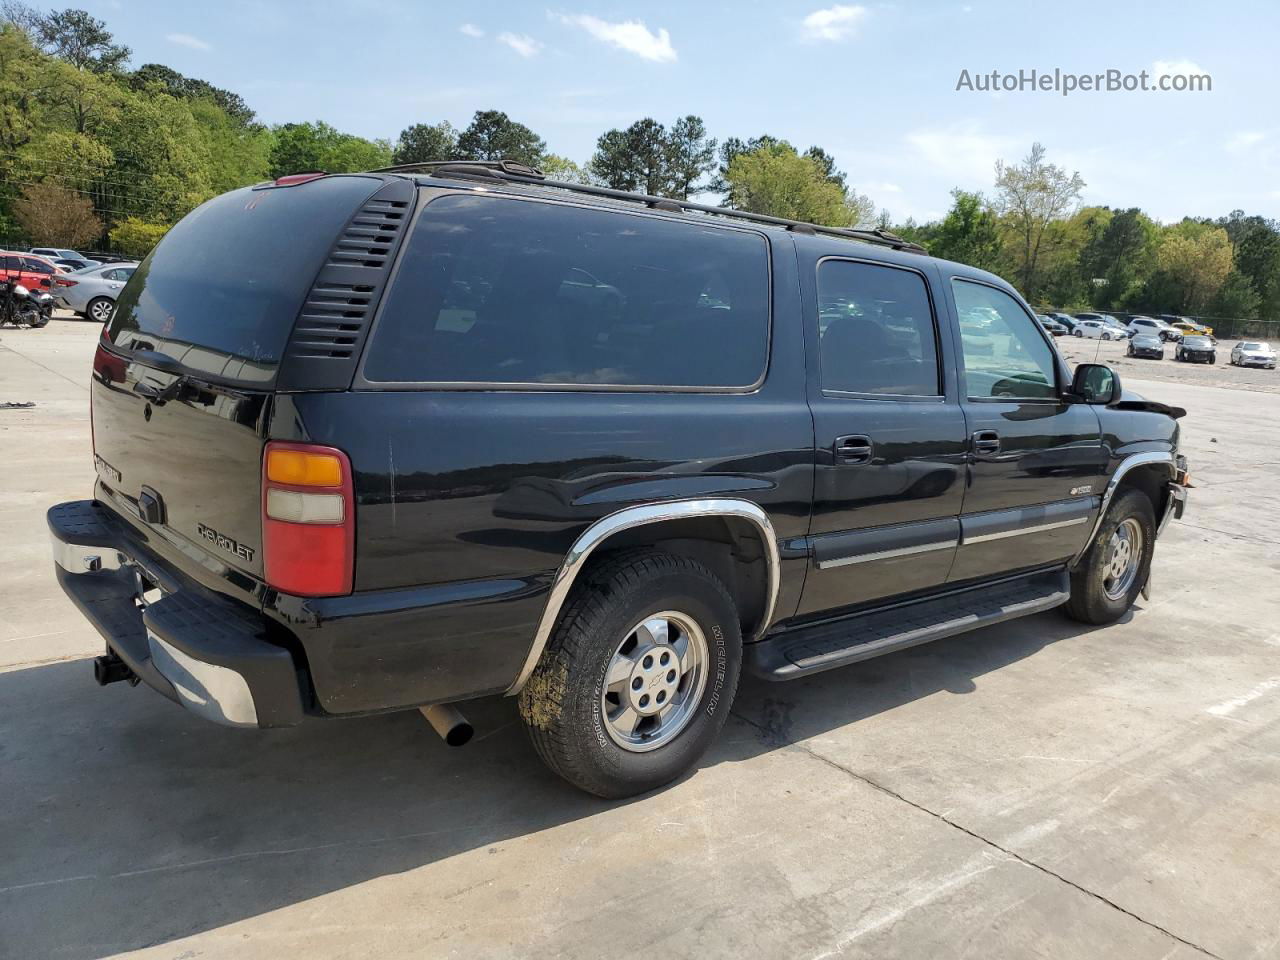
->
[1183, 336, 1211, 346]
[1241, 342, 1268, 350]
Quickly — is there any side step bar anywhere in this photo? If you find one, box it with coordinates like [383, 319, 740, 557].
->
[747, 569, 1069, 681]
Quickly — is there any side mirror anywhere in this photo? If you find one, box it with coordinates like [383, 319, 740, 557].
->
[1071, 363, 1122, 405]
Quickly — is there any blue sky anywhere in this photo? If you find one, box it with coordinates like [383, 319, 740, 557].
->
[85, 0, 1278, 223]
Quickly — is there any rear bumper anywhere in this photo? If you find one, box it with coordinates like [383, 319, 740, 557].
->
[49, 500, 306, 728]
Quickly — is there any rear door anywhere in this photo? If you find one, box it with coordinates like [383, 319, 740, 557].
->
[944, 277, 1106, 583]
[796, 248, 968, 616]
[92, 175, 389, 590]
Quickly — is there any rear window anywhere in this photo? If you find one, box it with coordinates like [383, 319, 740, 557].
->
[107, 176, 381, 385]
[362, 194, 770, 388]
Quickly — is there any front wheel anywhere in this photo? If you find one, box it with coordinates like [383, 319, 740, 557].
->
[1073, 329, 1083, 337]
[518, 550, 742, 798]
[1063, 489, 1156, 625]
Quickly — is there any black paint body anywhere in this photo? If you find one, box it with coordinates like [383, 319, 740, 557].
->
[77, 172, 1181, 718]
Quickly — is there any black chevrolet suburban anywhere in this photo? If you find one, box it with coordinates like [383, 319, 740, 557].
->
[50, 161, 1189, 798]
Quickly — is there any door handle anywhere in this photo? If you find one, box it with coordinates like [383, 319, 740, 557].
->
[834, 434, 873, 465]
[972, 430, 1000, 456]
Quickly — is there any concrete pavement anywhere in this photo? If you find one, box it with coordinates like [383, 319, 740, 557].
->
[1, 321, 1277, 959]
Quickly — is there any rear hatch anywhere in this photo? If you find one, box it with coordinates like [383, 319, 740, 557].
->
[91, 175, 394, 589]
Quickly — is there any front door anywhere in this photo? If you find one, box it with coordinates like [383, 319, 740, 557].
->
[945, 277, 1106, 583]
[797, 252, 968, 616]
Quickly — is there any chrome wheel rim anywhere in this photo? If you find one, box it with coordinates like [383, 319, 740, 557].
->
[90, 300, 112, 321]
[1103, 518, 1144, 601]
[601, 610, 708, 753]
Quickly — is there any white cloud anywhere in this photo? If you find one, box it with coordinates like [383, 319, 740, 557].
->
[906, 123, 1016, 185]
[1152, 58, 1208, 79]
[556, 14, 676, 62]
[800, 5, 869, 42]
[497, 32, 542, 57]
[166, 33, 211, 51]
[1226, 131, 1266, 154]
[870, 181, 903, 193]
[459, 23, 484, 38]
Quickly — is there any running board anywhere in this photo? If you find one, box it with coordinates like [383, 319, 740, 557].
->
[747, 569, 1070, 681]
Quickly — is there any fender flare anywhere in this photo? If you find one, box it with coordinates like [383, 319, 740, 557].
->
[505, 498, 781, 695]
[1070, 451, 1174, 567]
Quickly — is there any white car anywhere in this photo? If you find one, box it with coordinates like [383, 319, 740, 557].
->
[1127, 316, 1179, 342]
[1071, 319, 1122, 340]
[1230, 341, 1277, 369]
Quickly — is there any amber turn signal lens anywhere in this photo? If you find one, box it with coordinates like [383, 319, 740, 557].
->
[266, 449, 343, 487]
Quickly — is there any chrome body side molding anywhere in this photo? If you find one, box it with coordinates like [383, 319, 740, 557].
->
[505, 498, 781, 696]
[1070, 451, 1175, 566]
[964, 516, 1088, 544]
[816, 539, 957, 569]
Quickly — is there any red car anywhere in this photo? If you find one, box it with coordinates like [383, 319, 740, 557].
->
[1, 251, 60, 291]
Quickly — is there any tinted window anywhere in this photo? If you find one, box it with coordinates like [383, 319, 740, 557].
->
[364, 194, 770, 387]
[107, 176, 381, 385]
[953, 280, 1056, 400]
[817, 260, 939, 396]
[23, 258, 53, 273]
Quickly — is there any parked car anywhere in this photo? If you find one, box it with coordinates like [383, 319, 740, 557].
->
[1071, 318, 1122, 340]
[1036, 314, 1067, 336]
[48, 163, 1190, 798]
[1101, 317, 1133, 339]
[0, 251, 57, 291]
[1128, 316, 1180, 342]
[1161, 315, 1213, 337]
[1176, 335, 1216, 363]
[51, 262, 138, 322]
[1230, 340, 1276, 369]
[1171, 320, 1213, 340]
[29, 247, 100, 270]
[1126, 334, 1165, 359]
[1046, 312, 1078, 332]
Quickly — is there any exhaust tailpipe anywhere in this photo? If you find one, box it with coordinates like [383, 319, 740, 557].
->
[420, 703, 473, 746]
[93, 653, 136, 686]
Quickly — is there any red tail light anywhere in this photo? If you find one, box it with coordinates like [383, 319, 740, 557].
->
[54, 277, 77, 287]
[262, 441, 354, 596]
[274, 172, 327, 186]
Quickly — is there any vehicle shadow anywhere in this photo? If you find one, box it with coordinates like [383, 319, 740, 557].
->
[0, 608, 1116, 959]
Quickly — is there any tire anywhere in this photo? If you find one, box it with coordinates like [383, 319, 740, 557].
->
[1209, 356, 1216, 365]
[1073, 329, 1083, 337]
[87, 297, 115, 323]
[1063, 489, 1156, 625]
[518, 550, 742, 798]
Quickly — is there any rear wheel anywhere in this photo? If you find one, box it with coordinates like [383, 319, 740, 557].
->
[87, 297, 114, 323]
[1064, 489, 1155, 625]
[518, 550, 742, 798]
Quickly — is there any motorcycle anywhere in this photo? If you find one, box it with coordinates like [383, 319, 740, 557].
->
[0, 279, 51, 328]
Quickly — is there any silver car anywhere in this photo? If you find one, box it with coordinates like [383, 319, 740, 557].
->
[51, 263, 138, 322]
[1230, 340, 1277, 369]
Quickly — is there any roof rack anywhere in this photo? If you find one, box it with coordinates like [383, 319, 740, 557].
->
[370, 159, 928, 255]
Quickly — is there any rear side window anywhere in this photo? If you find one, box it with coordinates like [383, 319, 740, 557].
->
[107, 176, 381, 385]
[23, 257, 53, 273]
[817, 259, 940, 396]
[363, 194, 770, 388]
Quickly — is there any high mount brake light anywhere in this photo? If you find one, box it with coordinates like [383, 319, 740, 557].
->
[262, 442, 354, 596]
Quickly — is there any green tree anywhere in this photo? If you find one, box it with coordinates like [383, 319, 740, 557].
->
[1210, 270, 1261, 320]
[993, 142, 1085, 299]
[725, 142, 870, 226]
[663, 115, 716, 199]
[1154, 224, 1233, 314]
[1079, 207, 1157, 308]
[928, 190, 1002, 271]
[190, 98, 270, 194]
[540, 153, 589, 183]
[454, 109, 544, 165]
[267, 120, 391, 178]
[591, 118, 672, 195]
[393, 121, 456, 165]
[109, 215, 168, 256]
[32, 8, 130, 73]
[130, 63, 255, 125]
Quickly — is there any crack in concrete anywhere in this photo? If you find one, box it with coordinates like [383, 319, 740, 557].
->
[733, 710, 1225, 960]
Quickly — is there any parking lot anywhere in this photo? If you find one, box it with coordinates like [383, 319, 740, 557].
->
[2, 318, 1278, 959]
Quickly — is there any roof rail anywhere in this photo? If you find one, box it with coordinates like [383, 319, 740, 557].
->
[369, 159, 928, 255]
